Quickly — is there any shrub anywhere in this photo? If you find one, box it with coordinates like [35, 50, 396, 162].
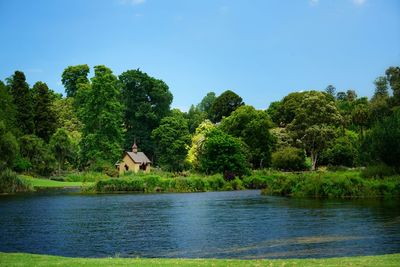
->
[0, 169, 33, 193]
[271, 147, 307, 171]
[361, 164, 397, 179]
[89, 160, 119, 177]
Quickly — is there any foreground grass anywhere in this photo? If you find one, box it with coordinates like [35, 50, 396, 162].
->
[19, 176, 93, 188]
[0, 253, 399, 267]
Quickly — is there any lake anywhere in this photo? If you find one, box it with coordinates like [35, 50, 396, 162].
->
[0, 190, 399, 259]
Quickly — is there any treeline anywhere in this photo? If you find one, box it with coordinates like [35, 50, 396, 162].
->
[0, 65, 399, 180]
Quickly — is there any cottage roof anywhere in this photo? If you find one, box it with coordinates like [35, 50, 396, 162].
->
[126, 151, 151, 164]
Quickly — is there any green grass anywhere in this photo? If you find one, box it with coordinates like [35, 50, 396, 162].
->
[19, 175, 94, 188]
[0, 253, 399, 266]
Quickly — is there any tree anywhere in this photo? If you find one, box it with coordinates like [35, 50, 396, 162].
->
[220, 105, 274, 168]
[61, 65, 90, 97]
[336, 91, 347, 101]
[198, 129, 249, 180]
[186, 105, 207, 134]
[289, 91, 342, 170]
[209, 90, 244, 122]
[197, 92, 216, 115]
[32, 82, 57, 142]
[272, 147, 306, 171]
[365, 109, 400, 170]
[372, 76, 389, 100]
[7, 71, 34, 135]
[50, 128, 73, 175]
[79, 65, 124, 166]
[271, 92, 307, 126]
[119, 69, 173, 158]
[19, 134, 55, 176]
[0, 81, 17, 134]
[346, 90, 357, 102]
[351, 103, 369, 137]
[325, 85, 336, 97]
[0, 121, 19, 170]
[385, 66, 400, 105]
[152, 111, 191, 171]
[267, 101, 282, 126]
[187, 119, 215, 170]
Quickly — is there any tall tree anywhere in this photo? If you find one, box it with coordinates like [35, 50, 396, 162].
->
[186, 105, 207, 134]
[197, 92, 216, 116]
[325, 85, 336, 97]
[79, 65, 124, 166]
[220, 105, 274, 168]
[289, 91, 342, 170]
[119, 69, 173, 158]
[209, 90, 244, 122]
[0, 81, 17, 134]
[7, 71, 34, 135]
[386, 66, 400, 105]
[0, 121, 19, 170]
[50, 128, 73, 175]
[32, 82, 57, 142]
[152, 111, 191, 171]
[372, 76, 389, 100]
[61, 65, 90, 97]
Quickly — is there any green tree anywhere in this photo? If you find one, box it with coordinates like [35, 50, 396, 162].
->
[198, 129, 249, 180]
[152, 111, 191, 171]
[209, 90, 244, 122]
[289, 91, 342, 170]
[365, 109, 400, 170]
[271, 92, 307, 126]
[7, 71, 34, 135]
[79, 65, 124, 166]
[0, 81, 17, 134]
[386, 66, 400, 105]
[272, 147, 306, 171]
[186, 105, 207, 134]
[0, 121, 19, 170]
[19, 134, 55, 176]
[320, 130, 359, 167]
[119, 69, 173, 158]
[61, 65, 90, 97]
[50, 128, 73, 175]
[372, 76, 389, 100]
[325, 85, 336, 97]
[197, 92, 216, 116]
[32, 82, 57, 142]
[187, 119, 215, 170]
[266, 101, 282, 126]
[220, 105, 274, 168]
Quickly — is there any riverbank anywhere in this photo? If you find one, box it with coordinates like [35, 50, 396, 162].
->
[87, 170, 400, 198]
[1, 252, 399, 266]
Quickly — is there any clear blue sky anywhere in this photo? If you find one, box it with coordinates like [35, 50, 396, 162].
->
[1, 0, 399, 110]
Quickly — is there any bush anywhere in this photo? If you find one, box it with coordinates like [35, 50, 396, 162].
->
[272, 147, 307, 171]
[0, 169, 33, 193]
[361, 164, 397, 179]
[89, 160, 119, 177]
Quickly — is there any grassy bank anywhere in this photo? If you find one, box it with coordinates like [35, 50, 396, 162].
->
[88, 170, 400, 198]
[0, 252, 399, 267]
[20, 176, 93, 188]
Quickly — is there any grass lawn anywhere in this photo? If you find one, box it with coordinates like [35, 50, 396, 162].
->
[19, 176, 94, 188]
[0, 253, 399, 267]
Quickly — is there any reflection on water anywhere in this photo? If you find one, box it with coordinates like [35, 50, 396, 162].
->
[0, 190, 399, 259]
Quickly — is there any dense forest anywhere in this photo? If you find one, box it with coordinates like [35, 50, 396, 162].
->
[0, 65, 399, 181]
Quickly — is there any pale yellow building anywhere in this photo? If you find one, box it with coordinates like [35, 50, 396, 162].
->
[116, 143, 151, 175]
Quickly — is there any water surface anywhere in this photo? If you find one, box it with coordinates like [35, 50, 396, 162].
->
[0, 190, 399, 258]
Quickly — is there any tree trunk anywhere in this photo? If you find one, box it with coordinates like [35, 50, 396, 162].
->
[310, 151, 318, 171]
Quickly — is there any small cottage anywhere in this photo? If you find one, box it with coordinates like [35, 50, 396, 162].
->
[116, 143, 151, 175]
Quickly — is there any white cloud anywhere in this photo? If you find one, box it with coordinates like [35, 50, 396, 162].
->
[353, 0, 366, 6]
[309, 0, 319, 6]
[119, 0, 146, 6]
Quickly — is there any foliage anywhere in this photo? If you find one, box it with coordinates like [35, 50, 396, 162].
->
[50, 128, 74, 175]
[269, 92, 306, 126]
[198, 129, 250, 179]
[386, 66, 400, 105]
[187, 120, 215, 170]
[220, 105, 274, 168]
[61, 64, 90, 97]
[32, 82, 57, 142]
[361, 164, 397, 179]
[209, 90, 244, 122]
[53, 97, 83, 133]
[271, 147, 307, 171]
[0, 169, 33, 193]
[289, 91, 342, 170]
[0, 121, 19, 170]
[152, 111, 191, 171]
[7, 71, 34, 135]
[79, 65, 124, 166]
[325, 85, 336, 97]
[197, 92, 216, 115]
[119, 69, 173, 158]
[364, 110, 400, 169]
[0, 81, 17, 134]
[319, 130, 359, 167]
[18, 134, 55, 176]
[186, 105, 207, 134]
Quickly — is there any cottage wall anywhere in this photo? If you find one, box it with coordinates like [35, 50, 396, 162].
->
[119, 154, 140, 175]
